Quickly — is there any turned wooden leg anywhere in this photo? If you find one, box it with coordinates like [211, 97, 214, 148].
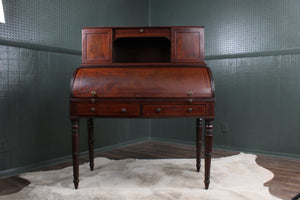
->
[87, 118, 94, 171]
[196, 118, 203, 172]
[204, 118, 214, 189]
[71, 119, 80, 189]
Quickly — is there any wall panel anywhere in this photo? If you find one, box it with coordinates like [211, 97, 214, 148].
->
[0, 0, 149, 51]
[150, 0, 300, 157]
[0, 0, 150, 174]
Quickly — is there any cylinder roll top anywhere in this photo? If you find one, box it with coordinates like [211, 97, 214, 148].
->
[71, 66, 214, 98]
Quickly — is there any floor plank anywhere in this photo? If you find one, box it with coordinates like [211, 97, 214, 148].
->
[0, 141, 299, 200]
[256, 155, 300, 200]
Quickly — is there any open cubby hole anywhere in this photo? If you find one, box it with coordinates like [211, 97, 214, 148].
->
[112, 37, 171, 63]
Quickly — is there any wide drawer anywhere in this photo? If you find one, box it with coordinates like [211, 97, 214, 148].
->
[142, 104, 205, 117]
[114, 28, 170, 40]
[70, 102, 140, 116]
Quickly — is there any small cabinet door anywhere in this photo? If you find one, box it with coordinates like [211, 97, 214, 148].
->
[172, 27, 204, 63]
[82, 28, 112, 64]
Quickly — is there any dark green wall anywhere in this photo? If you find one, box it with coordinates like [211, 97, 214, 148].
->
[0, 0, 150, 175]
[151, 0, 300, 56]
[0, 0, 149, 51]
[150, 0, 300, 158]
[1, 0, 299, 177]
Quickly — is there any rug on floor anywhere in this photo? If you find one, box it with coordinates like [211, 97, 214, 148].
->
[0, 153, 282, 200]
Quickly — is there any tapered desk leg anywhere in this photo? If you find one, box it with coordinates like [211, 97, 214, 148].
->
[204, 118, 214, 189]
[71, 119, 80, 189]
[87, 118, 94, 171]
[196, 118, 203, 172]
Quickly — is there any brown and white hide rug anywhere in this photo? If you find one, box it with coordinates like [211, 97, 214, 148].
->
[0, 153, 282, 200]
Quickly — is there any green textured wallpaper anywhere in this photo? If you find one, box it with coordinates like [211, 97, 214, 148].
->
[208, 55, 300, 155]
[0, 0, 300, 178]
[151, 0, 300, 56]
[0, 45, 151, 173]
[0, 0, 150, 175]
[150, 0, 300, 158]
[0, 0, 149, 51]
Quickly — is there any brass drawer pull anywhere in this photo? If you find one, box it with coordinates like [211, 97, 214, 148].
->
[188, 108, 193, 113]
[91, 91, 96, 96]
[188, 99, 193, 104]
[187, 91, 193, 96]
[156, 108, 162, 113]
[139, 29, 144, 33]
[90, 107, 96, 112]
[121, 108, 127, 113]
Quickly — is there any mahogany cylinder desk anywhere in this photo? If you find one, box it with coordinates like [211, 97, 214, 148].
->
[70, 26, 215, 189]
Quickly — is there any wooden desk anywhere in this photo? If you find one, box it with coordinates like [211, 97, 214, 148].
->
[70, 26, 215, 190]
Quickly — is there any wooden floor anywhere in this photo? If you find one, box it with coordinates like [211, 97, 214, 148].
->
[0, 141, 299, 200]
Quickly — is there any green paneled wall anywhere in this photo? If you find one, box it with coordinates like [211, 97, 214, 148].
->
[0, 46, 150, 173]
[0, 0, 150, 175]
[0, 0, 149, 50]
[150, 0, 300, 157]
[1, 0, 300, 177]
[151, 0, 300, 56]
[0, 45, 80, 171]
[208, 55, 300, 155]
[151, 55, 300, 157]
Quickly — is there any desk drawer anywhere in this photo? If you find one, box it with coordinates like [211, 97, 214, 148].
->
[142, 104, 205, 117]
[71, 102, 140, 116]
[114, 28, 170, 40]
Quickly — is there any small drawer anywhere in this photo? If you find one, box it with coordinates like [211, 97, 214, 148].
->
[114, 28, 170, 40]
[142, 104, 205, 117]
[71, 102, 140, 116]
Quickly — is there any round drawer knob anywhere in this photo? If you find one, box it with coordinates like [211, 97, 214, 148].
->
[121, 108, 127, 113]
[91, 91, 96, 96]
[90, 99, 96, 103]
[188, 108, 193, 113]
[90, 107, 96, 112]
[156, 108, 162, 113]
[188, 99, 193, 104]
[187, 91, 193, 96]
[139, 29, 144, 33]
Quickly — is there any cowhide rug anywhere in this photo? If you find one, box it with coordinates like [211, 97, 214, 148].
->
[0, 153, 281, 200]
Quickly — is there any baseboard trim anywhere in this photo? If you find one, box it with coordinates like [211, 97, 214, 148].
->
[0, 137, 151, 179]
[1, 136, 299, 179]
[151, 137, 300, 160]
[150, 137, 195, 146]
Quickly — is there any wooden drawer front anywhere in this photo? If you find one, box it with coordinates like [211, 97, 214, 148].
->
[114, 28, 170, 40]
[71, 103, 140, 116]
[142, 104, 205, 117]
